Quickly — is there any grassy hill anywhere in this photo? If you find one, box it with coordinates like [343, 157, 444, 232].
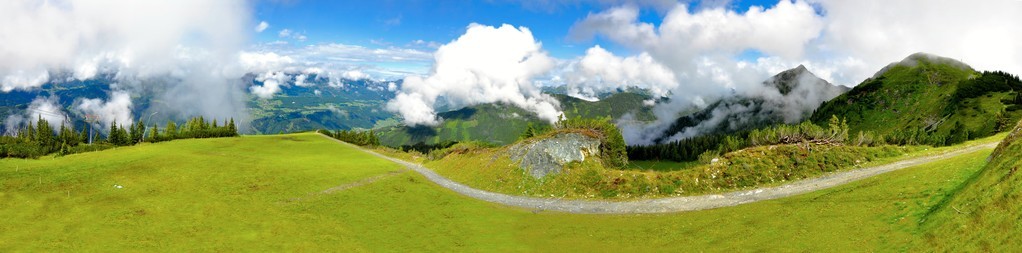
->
[0, 132, 1005, 251]
[376, 92, 653, 147]
[923, 119, 1022, 251]
[811, 53, 1022, 146]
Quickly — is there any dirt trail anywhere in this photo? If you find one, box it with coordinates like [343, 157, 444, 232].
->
[320, 133, 997, 214]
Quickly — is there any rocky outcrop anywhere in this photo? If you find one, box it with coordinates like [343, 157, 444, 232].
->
[508, 133, 601, 179]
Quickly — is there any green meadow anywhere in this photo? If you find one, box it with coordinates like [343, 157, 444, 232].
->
[0, 133, 1000, 251]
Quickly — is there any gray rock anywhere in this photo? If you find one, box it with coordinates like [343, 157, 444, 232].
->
[508, 133, 601, 179]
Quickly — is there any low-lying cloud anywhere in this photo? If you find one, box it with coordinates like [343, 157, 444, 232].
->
[76, 91, 134, 130]
[3, 96, 68, 135]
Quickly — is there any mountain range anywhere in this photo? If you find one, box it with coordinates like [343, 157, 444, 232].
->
[652, 65, 848, 143]
[3, 52, 1020, 149]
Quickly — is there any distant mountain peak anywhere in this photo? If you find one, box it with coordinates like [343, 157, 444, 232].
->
[764, 64, 835, 95]
[653, 65, 849, 144]
[871, 52, 975, 79]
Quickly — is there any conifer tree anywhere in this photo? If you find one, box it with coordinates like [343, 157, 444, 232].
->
[109, 120, 120, 145]
[23, 121, 36, 142]
[165, 121, 177, 139]
[36, 117, 53, 151]
[227, 118, 237, 136]
[149, 124, 161, 142]
[128, 119, 143, 144]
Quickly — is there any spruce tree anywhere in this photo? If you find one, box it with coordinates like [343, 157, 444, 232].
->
[128, 120, 141, 144]
[149, 124, 161, 142]
[109, 121, 120, 145]
[36, 117, 53, 151]
[24, 122, 36, 142]
[165, 121, 177, 140]
[79, 128, 89, 145]
[227, 118, 237, 136]
[58, 123, 69, 146]
[118, 124, 130, 146]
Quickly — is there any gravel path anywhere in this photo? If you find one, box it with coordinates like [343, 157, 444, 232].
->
[320, 133, 997, 214]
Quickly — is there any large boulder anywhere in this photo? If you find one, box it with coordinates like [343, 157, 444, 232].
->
[508, 132, 601, 179]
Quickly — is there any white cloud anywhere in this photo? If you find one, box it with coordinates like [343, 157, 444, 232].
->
[567, 1, 825, 144]
[386, 23, 561, 126]
[0, 0, 251, 89]
[294, 74, 311, 87]
[238, 52, 296, 73]
[1, 70, 50, 92]
[341, 70, 369, 80]
[809, 0, 1022, 85]
[571, 1, 824, 58]
[3, 96, 68, 135]
[0, 0, 253, 126]
[569, 0, 1022, 145]
[241, 42, 435, 84]
[565, 45, 678, 99]
[278, 28, 307, 42]
[412, 39, 442, 49]
[505, 0, 680, 13]
[250, 71, 290, 99]
[76, 91, 134, 130]
[301, 43, 433, 64]
[255, 21, 269, 33]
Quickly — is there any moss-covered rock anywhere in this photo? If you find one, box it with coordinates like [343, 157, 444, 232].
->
[508, 132, 601, 179]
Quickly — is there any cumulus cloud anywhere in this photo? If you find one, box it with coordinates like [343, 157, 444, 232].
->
[565, 45, 677, 99]
[255, 21, 270, 33]
[386, 23, 561, 126]
[250, 71, 290, 99]
[567, 0, 1022, 144]
[571, 1, 824, 59]
[76, 91, 134, 130]
[567, 1, 825, 144]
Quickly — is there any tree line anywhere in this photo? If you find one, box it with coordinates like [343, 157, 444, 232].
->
[321, 129, 380, 146]
[1, 116, 238, 159]
[951, 70, 1022, 104]
[628, 113, 1008, 163]
[628, 116, 861, 162]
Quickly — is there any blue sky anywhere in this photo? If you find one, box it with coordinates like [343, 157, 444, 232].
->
[252, 0, 782, 58]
